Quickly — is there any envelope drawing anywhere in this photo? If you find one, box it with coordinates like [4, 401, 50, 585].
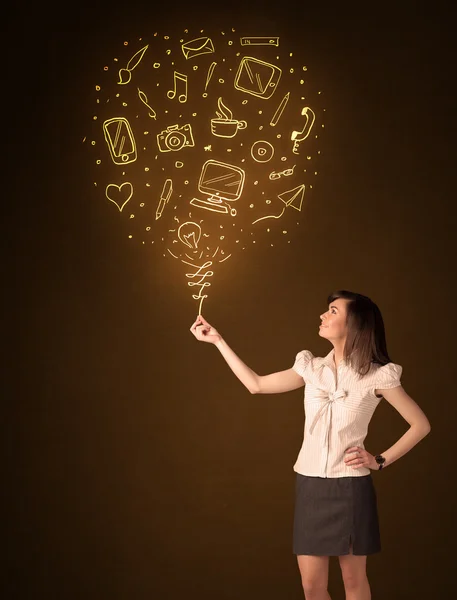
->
[181, 37, 215, 60]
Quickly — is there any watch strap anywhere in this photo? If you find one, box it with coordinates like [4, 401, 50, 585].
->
[375, 454, 386, 470]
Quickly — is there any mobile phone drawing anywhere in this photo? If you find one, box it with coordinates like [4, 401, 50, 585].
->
[234, 56, 282, 99]
[103, 117, 137, 165]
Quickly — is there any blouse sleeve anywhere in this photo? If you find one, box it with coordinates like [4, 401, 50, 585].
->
[376, 362, 403, 390]
[292, 350, 314, 380]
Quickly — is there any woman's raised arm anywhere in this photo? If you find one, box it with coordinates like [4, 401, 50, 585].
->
[190, 315, 305, 394]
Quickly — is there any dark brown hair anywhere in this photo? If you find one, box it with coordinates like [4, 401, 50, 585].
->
[327, 290, 392, 376]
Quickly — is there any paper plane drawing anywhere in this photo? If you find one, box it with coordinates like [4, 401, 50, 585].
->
[278, 184, 305, 211]
[252, 184, 305, 225]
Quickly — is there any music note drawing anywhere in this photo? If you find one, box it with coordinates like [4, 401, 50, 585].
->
[167, 72, 188, 103]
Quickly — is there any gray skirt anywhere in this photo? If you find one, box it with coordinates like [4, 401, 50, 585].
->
[293, 473, 381, 556]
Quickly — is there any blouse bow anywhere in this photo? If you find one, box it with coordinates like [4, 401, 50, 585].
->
[309, 388, 347, 435]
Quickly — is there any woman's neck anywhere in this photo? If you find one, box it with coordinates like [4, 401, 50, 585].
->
[332, 341, 346, 367]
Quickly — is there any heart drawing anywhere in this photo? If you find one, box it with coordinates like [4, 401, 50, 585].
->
[105, 182, 134, 212]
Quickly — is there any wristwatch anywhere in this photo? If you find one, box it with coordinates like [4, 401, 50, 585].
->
[375, 454, 386, 470]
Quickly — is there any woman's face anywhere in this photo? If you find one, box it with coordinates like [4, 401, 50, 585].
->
[319, 298, 349, 341]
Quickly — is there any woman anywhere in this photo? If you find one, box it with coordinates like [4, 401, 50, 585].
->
[190, 290, 431, 600]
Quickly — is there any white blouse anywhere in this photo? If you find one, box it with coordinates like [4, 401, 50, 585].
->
[292, 349, 402, 478]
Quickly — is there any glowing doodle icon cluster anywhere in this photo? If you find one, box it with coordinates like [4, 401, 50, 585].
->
[86, 28, 323, 313]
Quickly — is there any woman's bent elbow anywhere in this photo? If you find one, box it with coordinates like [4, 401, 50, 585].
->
[248, 375, 261, 394]
[249, 380, 261, 394]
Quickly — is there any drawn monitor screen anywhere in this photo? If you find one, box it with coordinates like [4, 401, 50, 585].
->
[199, 160, 245, 202]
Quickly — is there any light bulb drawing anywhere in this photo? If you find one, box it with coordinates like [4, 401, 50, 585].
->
[178, 222, 202, 249]
[86, 27, 323, 313]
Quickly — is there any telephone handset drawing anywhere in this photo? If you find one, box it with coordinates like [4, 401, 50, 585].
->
[291, 107, 316, 154]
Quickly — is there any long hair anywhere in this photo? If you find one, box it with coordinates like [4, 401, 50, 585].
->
[327, 290, 392, 376]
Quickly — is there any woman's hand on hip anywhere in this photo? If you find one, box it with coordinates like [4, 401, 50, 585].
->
[344, 446, 378, 470]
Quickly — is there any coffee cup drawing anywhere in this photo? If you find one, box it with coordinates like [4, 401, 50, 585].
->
[211, 97, 247, 138]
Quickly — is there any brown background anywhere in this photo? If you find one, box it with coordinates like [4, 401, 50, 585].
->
[7, 2, 456, 599]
